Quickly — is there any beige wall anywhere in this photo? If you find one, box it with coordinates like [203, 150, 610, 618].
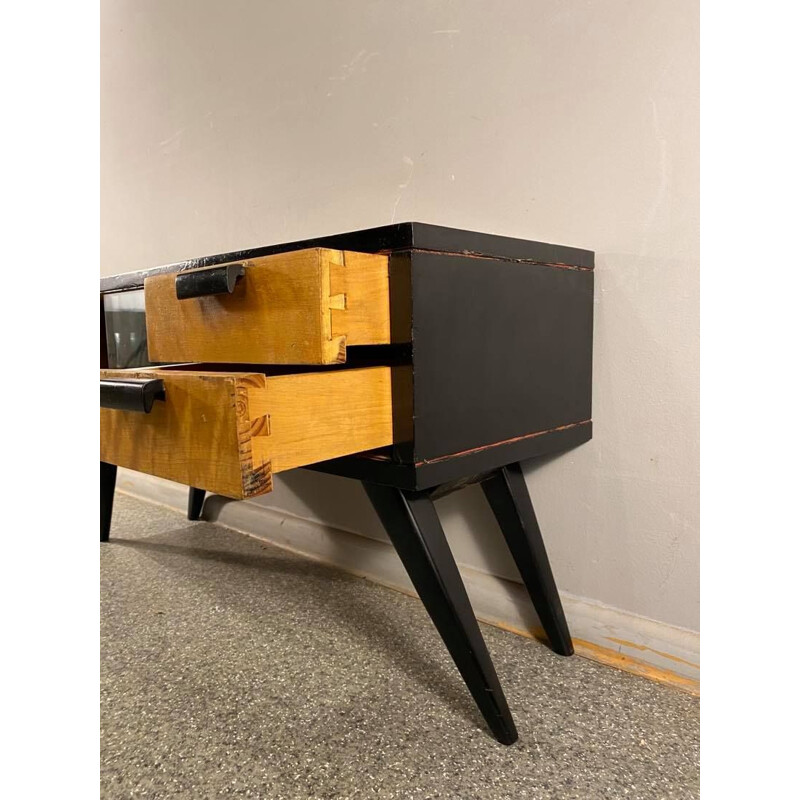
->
[102, 0, 699, 632]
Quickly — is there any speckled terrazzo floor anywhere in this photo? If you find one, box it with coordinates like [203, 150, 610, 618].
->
[101, 493, 699, 800]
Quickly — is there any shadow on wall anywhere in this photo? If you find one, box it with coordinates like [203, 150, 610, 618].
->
[201, 450, 575, 637]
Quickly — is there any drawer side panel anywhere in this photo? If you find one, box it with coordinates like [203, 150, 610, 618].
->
[248, 367, 403, 473]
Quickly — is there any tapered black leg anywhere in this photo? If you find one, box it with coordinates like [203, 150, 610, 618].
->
[188, 487, 206, 520]
[364, 482, 518, 745]
[101, 461, 117, 542]
[481, 462, 574, 656]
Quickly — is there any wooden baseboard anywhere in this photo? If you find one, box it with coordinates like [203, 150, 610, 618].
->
[115, 469, 700, 696]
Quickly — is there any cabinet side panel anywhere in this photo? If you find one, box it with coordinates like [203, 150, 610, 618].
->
[410, 252, 593, 462]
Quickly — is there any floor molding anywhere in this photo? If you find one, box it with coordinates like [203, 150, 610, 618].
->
[116, 470, 700, 696]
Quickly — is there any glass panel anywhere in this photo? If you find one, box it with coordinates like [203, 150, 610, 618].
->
[103, 290, 155, 368]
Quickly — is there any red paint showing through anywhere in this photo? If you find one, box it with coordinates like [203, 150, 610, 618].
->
[415, 420, 591, 466]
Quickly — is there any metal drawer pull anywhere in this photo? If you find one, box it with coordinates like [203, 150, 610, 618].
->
[175, 264, 245, 300]
[100, 378, 166, 413]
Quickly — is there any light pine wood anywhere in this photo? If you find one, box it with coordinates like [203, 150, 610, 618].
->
[100, 365, 404, 499]
[144, 248, 392, 365]
[100, 369, 272, 499]
[247, 367, 403, 473]
[330, 250, 391, 345]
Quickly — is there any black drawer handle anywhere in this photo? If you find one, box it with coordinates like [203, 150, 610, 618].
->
[175, 264, 245, 300]
[100, 379, 166, 413]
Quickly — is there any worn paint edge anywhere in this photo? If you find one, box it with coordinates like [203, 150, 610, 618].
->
[410, 247, 594, 271]
[416, 419, 592, 466]
[115, 470, 699, 696]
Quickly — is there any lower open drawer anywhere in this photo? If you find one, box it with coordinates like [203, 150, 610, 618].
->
[100, 365, 405, 499]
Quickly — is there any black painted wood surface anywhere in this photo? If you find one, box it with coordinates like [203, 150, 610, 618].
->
[482, 464, 574, 656]
[101, 461, 117, 542]
[408, 250, 592, 465]
[363, 481, 518, 744]
[100, 222, 593, 293]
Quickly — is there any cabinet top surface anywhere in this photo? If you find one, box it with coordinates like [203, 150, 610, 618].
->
[100, 221, 594, 293]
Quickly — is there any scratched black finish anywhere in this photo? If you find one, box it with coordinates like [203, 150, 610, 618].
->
[363, 482, 518, 745]
[100, 222, 593, 293]
[481, 464, 574, 656]
[309, 421, 592, 490]
[409, 251, 593, 463]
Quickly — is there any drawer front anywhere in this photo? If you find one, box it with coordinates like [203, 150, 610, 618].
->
[144, 248, 391, 365]
[100, 365, 401, 499]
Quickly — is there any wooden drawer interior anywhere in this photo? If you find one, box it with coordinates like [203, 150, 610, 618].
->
[100, 364, 408, 499]
[144, 248, 393, 365]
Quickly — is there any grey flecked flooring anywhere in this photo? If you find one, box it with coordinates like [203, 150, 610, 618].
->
[101, 494, 699, 800]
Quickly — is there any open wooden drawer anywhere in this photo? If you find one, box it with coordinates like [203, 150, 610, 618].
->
[144, 248, 393, 365]
[100, 365, 407, 499]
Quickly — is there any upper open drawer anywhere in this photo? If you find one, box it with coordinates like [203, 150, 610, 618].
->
[144, 248, 392, 365]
